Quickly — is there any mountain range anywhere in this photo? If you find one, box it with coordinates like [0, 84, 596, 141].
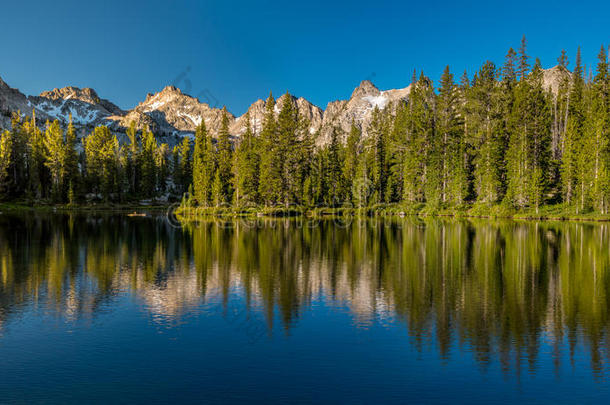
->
[0, 66, 570, 145]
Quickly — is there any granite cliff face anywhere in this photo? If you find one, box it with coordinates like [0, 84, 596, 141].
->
[318, 80, 412, 144]
[0, 66, 570, 146]
[37, 86, 124, 115]
[30, 86, 124, 127]
[105, 85, 233, 137]
[541, 65, 571, 95]
[229, 93, 323, 137]
[0, 78, 123, 130]
[0, 76, 36, 129]
[0, 75, 410, 144]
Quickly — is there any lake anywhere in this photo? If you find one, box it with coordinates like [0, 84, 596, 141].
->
[1, 212, 609, 403]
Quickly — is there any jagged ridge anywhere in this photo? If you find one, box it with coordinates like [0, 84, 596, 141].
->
[0, 66, 570, 145]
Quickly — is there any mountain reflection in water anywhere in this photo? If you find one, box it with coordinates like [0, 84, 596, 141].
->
[1, 212, 609, 379]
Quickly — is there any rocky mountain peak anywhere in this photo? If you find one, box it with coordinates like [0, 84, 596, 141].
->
[107, 84, 234, 138]
[351, 80, 380, 99]
[317, 80, 412, 145]
[160, 85, 183, 96]
[276, 93, 292, 104]
[144, 85, 184, 103]
[34, 85, 125, 120]
[229, 93, 323, 137]
[1, 72, 416, 148]
[0, 76, 44, 129]
[40, 86, 101, 104]
[542, 65, 571, 96]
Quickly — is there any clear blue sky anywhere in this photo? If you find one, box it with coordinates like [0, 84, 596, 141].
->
[2, 0, 608, 115]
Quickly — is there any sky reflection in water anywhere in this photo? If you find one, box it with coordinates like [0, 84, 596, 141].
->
[1, 213, 609, 403]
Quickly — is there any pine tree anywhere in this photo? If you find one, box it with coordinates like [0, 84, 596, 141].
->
[43, 120, 66, 201]
[302, 175, 314, 208]
[0, 130, 12, 197]
[437, 66, 467, 206]
[419, 76, 443, 209]
[503, 48, 518, 86]
[177, 136, 192, 194]
[300, 119, 315, 202]
[353, 148, 372, 208]
[258, 92, 282, 206]
[402, 74, 434, 204]
[505, 67, 531, 208]
[526, 59, 552, 211]
[471, 61, 504, 204]
[7, 113, 29, 198]
[140, 127, 157, 198]
[562, 47, 585, 209]
[172, 145, 180, 192]
[324, 127, 343, 206]
[211, 170, 224, 207]
[26, 112, 47, 199]
[458, 71, 475, 202]
[552, 50, 571, 166]
[343, 124, 361, 204]
[193, 120, 214, 206]
[216, 107, 233, 204]
[64, 115, 79, 200]
[233, 111, 259, 205]
[126, 121, 140, 196]
[366, 107, 387, 204]
[499, 48, 519, 202]
[385, 110, 402, 203]
[83, 126, 120, 200]
[308, 150, 326, 206]
[518, 35, 530, 80]
[156, 143, 170, 194]
[529, 167, 544, 212]
[588, 45, 610, 212]
[557, 49, 569, 69]
[68, 181, 75, 206]
[276, 94, 299, 205]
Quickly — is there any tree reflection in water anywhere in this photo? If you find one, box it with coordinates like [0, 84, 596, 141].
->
[1, 213, 609, 376]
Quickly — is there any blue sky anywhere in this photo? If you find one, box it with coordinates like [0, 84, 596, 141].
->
[2, 0, 608, 115]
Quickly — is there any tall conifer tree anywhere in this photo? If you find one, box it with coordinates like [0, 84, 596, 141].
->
[193, 120, 214, 206]
[216, 107, 233, 204]
[258, 92, 282, 206]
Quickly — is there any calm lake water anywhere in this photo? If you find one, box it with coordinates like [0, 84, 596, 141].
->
[1, 212, 610, 403]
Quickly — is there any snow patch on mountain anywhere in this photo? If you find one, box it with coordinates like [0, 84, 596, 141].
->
[363, 93, 389, 109]
[33, 99, 103, 125]
[147, 100, 166, 111]
[177, 111, 202, 126]
[0, 72, 461, 148]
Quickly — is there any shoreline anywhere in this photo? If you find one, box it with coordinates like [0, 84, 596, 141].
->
[0, 202, 172, 213]
[173, 204, 610, 223]
[3, 202, 610, 223]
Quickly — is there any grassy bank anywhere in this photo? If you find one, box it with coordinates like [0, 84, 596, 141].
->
[4, 201, 610, 222]
[174, 202, 610, 222]
[0, 201, 171, 213]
